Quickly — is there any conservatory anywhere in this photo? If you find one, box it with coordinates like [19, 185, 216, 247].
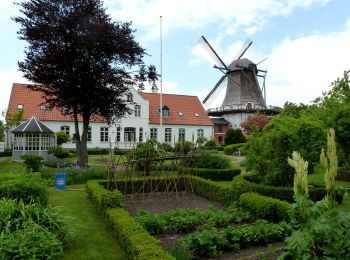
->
[11, 116, 56, 161]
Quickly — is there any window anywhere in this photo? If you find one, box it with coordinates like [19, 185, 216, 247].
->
[165, 128, 172, 143]
[124, 127, 136, 141]
[139, 127, 143, 142]
[218, 136, 223, 143]
[100, 127, 109, 142]
[194, 112, 199, 117]
[178, 128, 185, 142]
[60, 126, 70, 135]
[127, 93, 133, 102]
[87, 126, 92, 142]
[150, 128, 158, 140]
[17, 104, 23, 109]
[161, 106, 170, 117]
[178, 112, 183, 116]
[116, 127, 121, 142]
[197, 129, 204, 138]
[134, 105, 141, 117]
[40, 105, 46, 111]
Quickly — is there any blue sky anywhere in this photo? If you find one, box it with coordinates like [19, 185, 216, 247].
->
[1, 0, 350, 120]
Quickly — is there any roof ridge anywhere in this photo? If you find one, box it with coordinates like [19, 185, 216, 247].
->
[22, 117, 34, 132]
[33, 117, 43, 132]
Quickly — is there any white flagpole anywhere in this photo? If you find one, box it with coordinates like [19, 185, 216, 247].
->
[160, 15, 163, 143]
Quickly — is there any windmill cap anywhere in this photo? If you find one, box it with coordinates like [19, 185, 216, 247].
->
[228, 58, 257, 72]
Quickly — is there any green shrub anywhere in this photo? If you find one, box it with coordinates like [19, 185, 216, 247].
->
[195, 150, 230, 169]
[43, 158, 73, 168]
[239, 192, 292, 222]
[87, 148, 110, 155]
[224, 128, 246, 145]
[48, 147, 71, 159]
[204, 139, 216, 147]
[224, 143, 245, 155]
[0, 150, 12, 157]
[0, 175, 48, 206]
[107, 208, 174, 260]
[86, 180, 123, 212]
[175, 141, 193, 155]
[0, 221, 63, 260]
[21, 153, 44, 172]
[56, 131, 70, 146]
[188, 168, 241, 181]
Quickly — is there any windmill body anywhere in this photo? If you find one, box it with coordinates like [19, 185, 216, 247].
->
[200, 36, 280, 133]
[223, 58, 266, 108]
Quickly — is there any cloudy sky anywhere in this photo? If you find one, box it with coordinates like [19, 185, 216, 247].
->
[0, 0, 349, 119]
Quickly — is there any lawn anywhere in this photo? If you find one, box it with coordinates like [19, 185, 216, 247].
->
[0, 157, 26, 174]
[49, 185, 127, 260]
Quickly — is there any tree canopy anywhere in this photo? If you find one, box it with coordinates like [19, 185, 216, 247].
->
[14, 0, 157, 166]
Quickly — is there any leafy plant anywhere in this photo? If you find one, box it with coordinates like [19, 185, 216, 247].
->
[55, 131, 70, 146]
[21, 153, 44, 172]
[224, 128, 246, 145]
[48, 147, 71, 159]
[195, 150, 230, 169]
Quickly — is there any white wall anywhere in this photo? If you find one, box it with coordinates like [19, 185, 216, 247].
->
[222, 112, 254, 128]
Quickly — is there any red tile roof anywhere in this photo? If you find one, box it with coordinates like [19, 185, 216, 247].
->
[7, 83, 106, 122]
[140, 92, 213, 126]
[8, 83, 213, 126]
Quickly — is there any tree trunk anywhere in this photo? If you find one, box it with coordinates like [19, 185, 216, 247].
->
[73, 110, 89, 168]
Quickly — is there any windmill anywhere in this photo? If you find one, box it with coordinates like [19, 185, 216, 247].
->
[200, 36, 267, 109]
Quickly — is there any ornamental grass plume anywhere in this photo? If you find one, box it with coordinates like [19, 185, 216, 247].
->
[288, 151, 309, 197]
[320, 128, 338, 207]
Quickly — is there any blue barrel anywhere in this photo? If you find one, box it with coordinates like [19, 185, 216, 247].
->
[55, 173, 66, 190]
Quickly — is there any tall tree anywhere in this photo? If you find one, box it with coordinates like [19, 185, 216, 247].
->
[14, 0, 157, 167]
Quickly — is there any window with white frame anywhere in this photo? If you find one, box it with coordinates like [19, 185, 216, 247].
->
[116, 127, 121, 142]
[100, 127, 109, 142]
[150, 128, 158, 140]
[197, 129, 204, 138]
[165, 128, 172, 142]
[139, 127, 143, 142]
[87, 126, 92, 142]
[127, 93, 133, 102]
[124, 127, 136, 141]
[178, 128, 185, 142]
[134, 105, 141, 117]
[60, 125, 70, 136]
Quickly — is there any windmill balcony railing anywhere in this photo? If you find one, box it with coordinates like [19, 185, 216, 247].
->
[207, 104, 282, 114]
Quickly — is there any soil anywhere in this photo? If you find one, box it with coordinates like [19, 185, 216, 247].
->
[124, 191, 224, 216]
[124, 192, 285, 259]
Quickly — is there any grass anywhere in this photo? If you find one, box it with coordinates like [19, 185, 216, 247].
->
[0, 157, 26, 174]
[49, 185, 128, 260]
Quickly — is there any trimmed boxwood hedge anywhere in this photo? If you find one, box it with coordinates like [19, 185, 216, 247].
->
[233, 173, 344, 203]
[224, 143, 245, 155]
[107, 208, 175, 260]
[239, 192, 292, 222]
[86, 180, 123, 212]
[188, 167, 241, 181]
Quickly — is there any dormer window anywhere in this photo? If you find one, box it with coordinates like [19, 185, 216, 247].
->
[17, 104, 23, 110]
[40, 105, 46, 112]
[194, 112, 199, 117]
[160, 106, 170, 117]
[127, 93, 133, 102]
[178, 112, 184, 116]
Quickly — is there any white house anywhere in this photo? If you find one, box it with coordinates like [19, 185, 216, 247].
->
[6, 83, 213, 150]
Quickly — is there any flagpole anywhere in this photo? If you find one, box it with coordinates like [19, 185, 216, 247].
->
[160, 15, 163, 144]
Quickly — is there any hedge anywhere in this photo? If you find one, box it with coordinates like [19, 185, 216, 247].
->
[0, 174, 48, 206]
[188, 167, 241, 181]
[0, 150, 12, 157]
[233, 173, 344, 203]
[86, 180, 123, 212]
[336, 168, 350, 182]
[107, 208, 174, 260]
[239, 192, 292, 222]
[224, 143, 245, 155]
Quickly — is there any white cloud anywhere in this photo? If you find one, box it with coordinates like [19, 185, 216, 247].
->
[266, 27, 350, 106]
[107, 0, 330, 43]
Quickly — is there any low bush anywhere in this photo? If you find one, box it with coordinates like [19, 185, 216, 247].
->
[239, 192, 292, 222]
[188, 167, 241, 181]
[0, 149, 12, 157]
[48, 147, 71, 159]
[0, 174, 48, 206]
[336, 168, 350, 181]
[43, 158, 73, 168]
[107, 208, 174, 260]
[224, 143, 245, 155]
[175, 141, 192, 155]
[204, 139, 216, 147]
[21, 153, 44, 172]
[195, 150, 231, 169]
[87, 148, 110, 155]
[181, 220, 290, 258]
[86, 180, 123, 212]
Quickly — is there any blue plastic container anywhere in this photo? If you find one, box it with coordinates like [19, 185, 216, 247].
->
[55, 173, 66, 190]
